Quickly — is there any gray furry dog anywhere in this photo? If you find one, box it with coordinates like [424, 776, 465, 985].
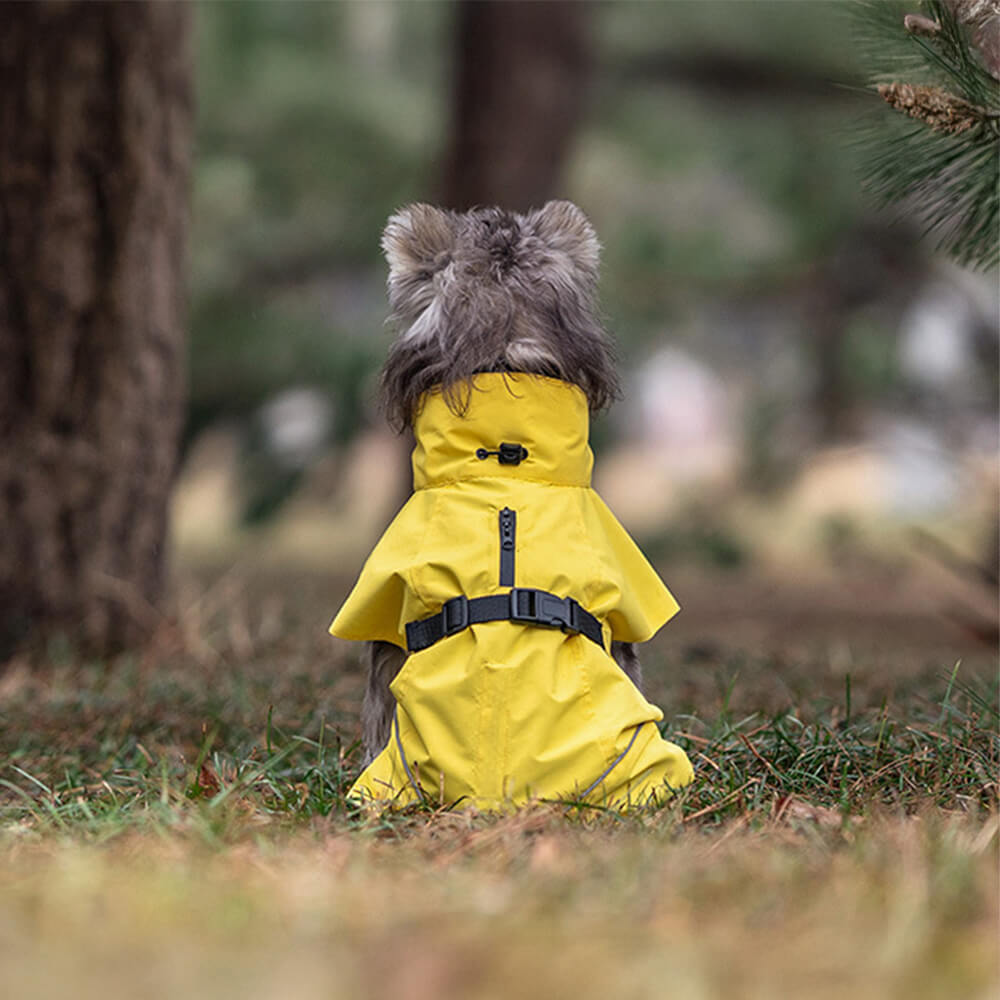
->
[361, 200, 642, 766]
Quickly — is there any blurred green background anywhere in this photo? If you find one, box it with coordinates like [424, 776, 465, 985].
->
[177, 0, 997, 598]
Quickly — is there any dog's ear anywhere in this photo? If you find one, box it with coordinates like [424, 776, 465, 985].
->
[527, 201, 600, 280]
[382, 204, 456, 281]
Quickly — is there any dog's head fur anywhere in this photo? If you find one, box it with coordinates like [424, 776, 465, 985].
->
[378, 201, 620, 430]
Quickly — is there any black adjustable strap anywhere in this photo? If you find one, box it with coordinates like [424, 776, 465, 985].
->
[405, 588, 605, 654]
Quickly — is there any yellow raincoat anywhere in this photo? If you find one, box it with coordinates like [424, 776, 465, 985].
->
[330, 373, 694, 810]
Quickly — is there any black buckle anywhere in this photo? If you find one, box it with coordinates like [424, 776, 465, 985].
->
[508, 588, 580, 634]
[442, 595, 469, 636]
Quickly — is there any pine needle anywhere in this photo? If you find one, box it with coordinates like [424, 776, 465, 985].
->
[851, 1, 1000, 270]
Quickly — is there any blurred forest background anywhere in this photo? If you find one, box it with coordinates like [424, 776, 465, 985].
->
[179, 1, 997, 627]
[1, 0, 997, 669]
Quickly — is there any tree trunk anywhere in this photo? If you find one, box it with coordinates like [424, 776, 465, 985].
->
[439, 0, 591, 211]
[0, 1, 192, 659]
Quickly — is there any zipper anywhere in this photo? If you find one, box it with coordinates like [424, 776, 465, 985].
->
[499, 507, 516, 586]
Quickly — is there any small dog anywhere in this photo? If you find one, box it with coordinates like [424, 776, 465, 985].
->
[364, 201, 641, 766]
[331, 200, 693, 808]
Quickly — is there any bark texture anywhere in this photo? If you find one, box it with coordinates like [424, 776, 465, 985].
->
[439, 0, 591, 211]
[0, 1, 192, 658]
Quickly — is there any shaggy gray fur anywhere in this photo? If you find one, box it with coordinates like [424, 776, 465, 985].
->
[378, 201, 620, 431]
[361, 640, 408, 767]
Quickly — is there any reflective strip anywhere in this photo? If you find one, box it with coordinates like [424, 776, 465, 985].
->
[394, 709, 425, 802]
[578, 722, 646, 800]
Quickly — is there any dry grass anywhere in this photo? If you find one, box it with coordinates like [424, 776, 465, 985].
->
[2, 813, 996, 1000]
[1, 561, 997, 998]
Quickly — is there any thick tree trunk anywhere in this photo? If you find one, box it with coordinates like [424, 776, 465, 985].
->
[439, 0, 591, 211]
[0, 1, 192, 658]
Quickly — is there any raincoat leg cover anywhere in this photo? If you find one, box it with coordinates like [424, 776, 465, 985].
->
[330, 374, 694, 811]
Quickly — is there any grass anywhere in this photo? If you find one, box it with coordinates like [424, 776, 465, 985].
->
[0, 564, 997, 998]
[1, 663, 995, 834]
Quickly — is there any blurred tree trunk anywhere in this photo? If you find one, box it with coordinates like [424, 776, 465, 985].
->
[439, 0, 591, 210]
[0, 1, 192, 660]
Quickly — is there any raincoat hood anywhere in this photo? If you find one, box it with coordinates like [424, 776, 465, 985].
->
[331, 373, 693, 810]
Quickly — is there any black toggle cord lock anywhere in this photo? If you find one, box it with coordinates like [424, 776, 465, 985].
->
[476, 442, 528, 465]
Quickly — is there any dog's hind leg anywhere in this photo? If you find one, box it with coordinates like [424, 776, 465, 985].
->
[611, 640, 643, 693]
[361, 640, 407, 766]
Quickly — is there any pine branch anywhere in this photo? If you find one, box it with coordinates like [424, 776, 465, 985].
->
[851, 0, 1000, 271]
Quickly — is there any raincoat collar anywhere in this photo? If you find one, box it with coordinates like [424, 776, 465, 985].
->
[411, 373, 594, 490]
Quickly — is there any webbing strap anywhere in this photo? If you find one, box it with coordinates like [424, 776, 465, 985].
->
[405, 588, 605, 654]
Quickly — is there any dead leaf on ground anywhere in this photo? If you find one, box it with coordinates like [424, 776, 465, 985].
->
[197, 761, 222, 797]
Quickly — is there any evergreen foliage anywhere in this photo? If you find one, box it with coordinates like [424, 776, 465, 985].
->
[853, 1, 1000, 270]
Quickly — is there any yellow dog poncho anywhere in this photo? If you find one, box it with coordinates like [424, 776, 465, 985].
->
[330, 373, 693, 810]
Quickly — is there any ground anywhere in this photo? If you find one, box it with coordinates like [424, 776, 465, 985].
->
[1, 554, 996, 999]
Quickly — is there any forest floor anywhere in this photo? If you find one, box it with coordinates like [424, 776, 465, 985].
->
[0, 556, 997, 999]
